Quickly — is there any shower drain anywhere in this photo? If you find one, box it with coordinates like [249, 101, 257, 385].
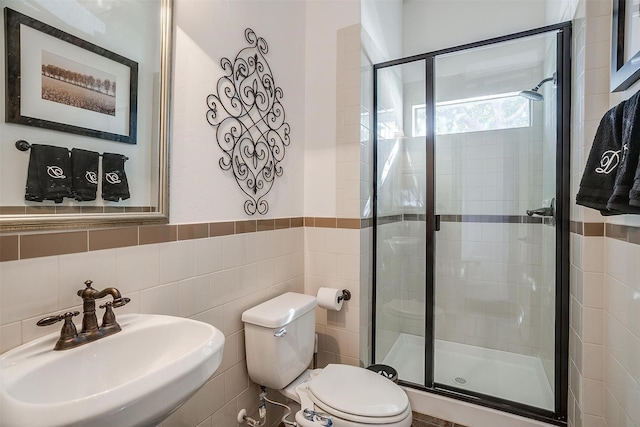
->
[454, 376, 468, 385]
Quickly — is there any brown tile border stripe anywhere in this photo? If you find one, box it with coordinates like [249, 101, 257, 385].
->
[236, 220, 257, 234]
[177, 223, 209, 241]
[570, 220, 583, 235]
[275, 218, 290, 229]
[89, 227, 139, 251]
[139, 224, 177, 245]
[377, 214, 543, 225]
[337, 218, 360, 229]
[7, 217, 640, 261]
[315, 217, 337, 228]
[570, 221, 606, 236]
[20, 231, 88, 259]
[0, 235, 19, 262]
[257, 219, 275, 232]
[584, 222, 605, 236]
[210, 221, 235, 237]
[0, 217, 367, 261]
[604, 222, 640, 242]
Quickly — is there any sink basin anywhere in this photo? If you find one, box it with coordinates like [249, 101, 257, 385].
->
[0, 314, 225, 427]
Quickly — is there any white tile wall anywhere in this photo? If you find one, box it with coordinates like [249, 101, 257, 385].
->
[304, 227, 362, 367]
[0, 228, 304, 427]
[337, 24, 364, 219]
[434, 221, 549, 356]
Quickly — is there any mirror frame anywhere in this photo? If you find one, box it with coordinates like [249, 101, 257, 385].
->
[0, 0, 172, 232]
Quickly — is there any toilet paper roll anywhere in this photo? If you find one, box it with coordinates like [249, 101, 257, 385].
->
[317, 287, 344, 311]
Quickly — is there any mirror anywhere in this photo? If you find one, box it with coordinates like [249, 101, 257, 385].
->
[0, 0, 171, 231]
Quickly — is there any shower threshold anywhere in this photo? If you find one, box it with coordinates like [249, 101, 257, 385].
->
[382, 333, 554, 411]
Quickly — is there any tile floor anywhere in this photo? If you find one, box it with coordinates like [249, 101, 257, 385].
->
[278, 412, 464, 427]
[412, 412, 467, 427]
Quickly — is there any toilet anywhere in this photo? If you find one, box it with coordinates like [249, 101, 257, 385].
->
[242, 292, 412, 427]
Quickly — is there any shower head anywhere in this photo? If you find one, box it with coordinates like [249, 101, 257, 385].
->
[519, 73, 556, 101]
[519, 89, 545, 101]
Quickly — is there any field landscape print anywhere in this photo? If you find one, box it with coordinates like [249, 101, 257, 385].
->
[41, 50, 117, 116]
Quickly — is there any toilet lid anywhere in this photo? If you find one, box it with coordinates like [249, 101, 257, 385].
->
[307, 364, 409, 420]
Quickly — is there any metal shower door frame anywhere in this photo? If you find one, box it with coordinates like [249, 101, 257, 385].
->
[372, 22, 572, 425]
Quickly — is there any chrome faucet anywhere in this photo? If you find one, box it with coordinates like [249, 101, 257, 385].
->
[37, 280, 130, 351]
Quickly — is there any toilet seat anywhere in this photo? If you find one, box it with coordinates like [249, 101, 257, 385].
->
[299, 364, 411, 425]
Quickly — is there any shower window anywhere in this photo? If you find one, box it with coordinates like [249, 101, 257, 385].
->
[412, 92, 531, 137]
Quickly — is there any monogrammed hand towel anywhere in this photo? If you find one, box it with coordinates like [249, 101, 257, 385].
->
[619, 91, 640, 209]
[71, 148, 99, 201]
[101, 152, 130, 202]
[24, 144, 72, 203]
[576, 101, 626, 214]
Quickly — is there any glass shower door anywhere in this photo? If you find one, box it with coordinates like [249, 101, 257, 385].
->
[432, 32, 559, 411]
[372, 23, 570, 422]
[374, 60, 427, 385]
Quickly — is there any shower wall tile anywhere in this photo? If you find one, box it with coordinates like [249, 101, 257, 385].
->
[435, 221, 548, 357]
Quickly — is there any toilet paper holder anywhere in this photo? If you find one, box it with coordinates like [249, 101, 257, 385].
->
[338, 289, 351, 303]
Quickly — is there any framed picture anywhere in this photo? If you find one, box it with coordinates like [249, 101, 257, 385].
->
[4, 8, 138, 144]
[611, 0, 640, 92]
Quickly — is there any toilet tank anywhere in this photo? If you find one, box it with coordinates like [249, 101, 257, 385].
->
[241, 292, 317, 389]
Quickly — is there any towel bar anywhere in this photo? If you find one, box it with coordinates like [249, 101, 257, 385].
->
[15, 140, 129, 161]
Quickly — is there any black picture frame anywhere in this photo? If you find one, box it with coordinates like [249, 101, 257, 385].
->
[611, 0, 640, 92]
[4, 8, 138, 144]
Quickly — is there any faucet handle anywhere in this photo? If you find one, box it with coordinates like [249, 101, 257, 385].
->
[98, 299, 130, 310]
[37, 311, 80, 327]
[99, 299, 128, 330]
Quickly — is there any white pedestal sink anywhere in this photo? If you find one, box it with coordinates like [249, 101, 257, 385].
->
[0, 314, 225, 427]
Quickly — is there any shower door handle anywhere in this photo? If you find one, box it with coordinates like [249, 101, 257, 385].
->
[526, 198, 555, 217]
[526, 207, 554, 217]
[435, 215, 441, 231]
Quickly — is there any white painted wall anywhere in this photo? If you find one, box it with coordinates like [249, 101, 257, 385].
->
[361, 0, 404, 62]
[171, 0, 306, 222]
[403, 0, 550, 56]
[304, 0, 360, 217]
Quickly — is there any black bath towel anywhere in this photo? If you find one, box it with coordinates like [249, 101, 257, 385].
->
[101, 153, 130, 202]
[607, 90, 640, 213]
[576, 101, 626, 214]
[24, 144, 72, 203]
[622, 91, 640, 208]
[71, 148, 99, 201]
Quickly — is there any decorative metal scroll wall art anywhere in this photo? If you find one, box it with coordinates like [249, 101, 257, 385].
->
[206, 28, 290, 215]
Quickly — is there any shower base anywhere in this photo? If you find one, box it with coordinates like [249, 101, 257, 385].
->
[382, 333, 554, 411]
